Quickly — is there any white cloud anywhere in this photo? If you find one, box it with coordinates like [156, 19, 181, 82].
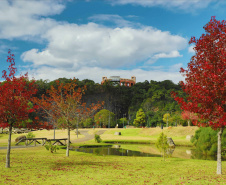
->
[22, 22, 187, 70]
[169, 63, 183, 72]
[188, 45, 196, 53]
[89, 14, 138, 27]
[0, 1, 188, 84]
[153, 50, 182, 59]
[0, 0, 65, 40]
[26, 66, 185, 84]
[108, 0, 215, 11]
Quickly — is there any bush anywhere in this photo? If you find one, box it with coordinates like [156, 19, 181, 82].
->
[26, 132, 35, 139]
[94, 134, 102, 143]
[15, 135, 26, 142]
[191, 127, 226, 155]
[44, 142, 59, 153]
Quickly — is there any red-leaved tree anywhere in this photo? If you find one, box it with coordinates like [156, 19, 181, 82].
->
[0, 50, 45, 168]
[32, 79, 103, 157]
[181, 111, 198, 126]
[173, 17, 226, 174]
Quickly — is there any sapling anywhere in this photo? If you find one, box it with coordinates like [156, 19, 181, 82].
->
[155, 132, 170, 160]
[44, 142, 59, 153]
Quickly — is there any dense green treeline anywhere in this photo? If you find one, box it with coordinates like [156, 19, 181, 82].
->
[34, 78, 187, 128]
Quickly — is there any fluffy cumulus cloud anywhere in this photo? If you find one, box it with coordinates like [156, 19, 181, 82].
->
[153, 50, 182, 59]
[0, 0, 65, 40]
[108, 0, 216, 11]
[22, 22, 187, 70]
[25, 66, 185, 84]
[188, 45, 196, 53]
[0, 0, 188, 83]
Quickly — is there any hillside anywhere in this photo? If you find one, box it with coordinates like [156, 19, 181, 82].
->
[98, 126, 199, 146]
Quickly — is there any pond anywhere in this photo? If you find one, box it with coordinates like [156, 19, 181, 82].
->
[74, 145, 160, 157]
[71, 144, 222, 161]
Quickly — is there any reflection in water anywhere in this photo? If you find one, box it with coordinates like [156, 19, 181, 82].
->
[186, 150, 192, 155]
[75, 145, 160, 157]
[166, 148, 175, 156]
[190, 150, 226, 161]
[71, 145, 224, 161]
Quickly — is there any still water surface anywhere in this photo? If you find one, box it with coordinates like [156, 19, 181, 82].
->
[72, 144, 219, 161]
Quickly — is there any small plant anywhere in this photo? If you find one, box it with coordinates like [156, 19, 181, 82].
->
[26, 132, 35, 139]
[44, 142, 59, 153]
[95, 134, 102, 143]
[155, 132, 170, 160]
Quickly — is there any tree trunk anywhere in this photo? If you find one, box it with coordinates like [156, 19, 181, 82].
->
[217, 127, 223, 175]
[188, 120, 190, 126]
[6, 124, 12, 168]
[66, 127, 70, 157]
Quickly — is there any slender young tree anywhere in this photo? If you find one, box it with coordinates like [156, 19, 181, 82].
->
[0, 50, 43, 168]
[173, 17, 226, 175]
[155, 132, 169, 161]
[33, 79, 103, 157]
[162, 113, 171, 127]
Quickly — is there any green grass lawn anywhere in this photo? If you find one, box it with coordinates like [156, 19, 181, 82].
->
[0, 147, 226, 184]
[1, 127, 226, 184]
[101, 126, 198, 146]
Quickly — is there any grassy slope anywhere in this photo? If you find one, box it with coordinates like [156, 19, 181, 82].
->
[101, 126, 199, 146]
[0, 147, 226, 184]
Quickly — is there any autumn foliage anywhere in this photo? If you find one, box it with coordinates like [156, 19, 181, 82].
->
[32, 79, 103, 156]
[0, 50, 47, 168]
[181, 111, 198, 126]
[0, 50, 39, 129]
[173, 16, 226, 174]
[173, 16, 226, 129]
[33, 80, 102, 129]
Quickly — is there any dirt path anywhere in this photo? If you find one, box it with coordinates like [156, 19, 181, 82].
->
[72, 129, 107, 143]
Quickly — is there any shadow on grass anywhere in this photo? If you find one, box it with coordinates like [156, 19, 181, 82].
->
[49, 159, 117, 171]
[0, 152, 6, 157]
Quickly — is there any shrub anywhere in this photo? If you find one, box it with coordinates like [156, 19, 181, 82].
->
[44, 142, 59, 153]
[26, 132, 35, 139]
[191, 127, 226, 155]
[94, 134, 102, 143]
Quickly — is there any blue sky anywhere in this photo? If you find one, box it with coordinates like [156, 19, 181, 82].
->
[0, 0, 225, 84]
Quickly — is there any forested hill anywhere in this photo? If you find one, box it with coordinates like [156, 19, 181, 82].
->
[35, 78, 186, 127]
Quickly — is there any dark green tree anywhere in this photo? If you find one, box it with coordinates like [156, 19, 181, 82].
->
[133, 108, 146, 127]
[94, 109, 115, 128]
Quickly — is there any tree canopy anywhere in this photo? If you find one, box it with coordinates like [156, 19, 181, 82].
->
[133, 108, 146, 127]
[94, 109, 115, 128]
[33, 79, 103, 156]
[0, 50, 46, 168]
[173, 16, 226, 175]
